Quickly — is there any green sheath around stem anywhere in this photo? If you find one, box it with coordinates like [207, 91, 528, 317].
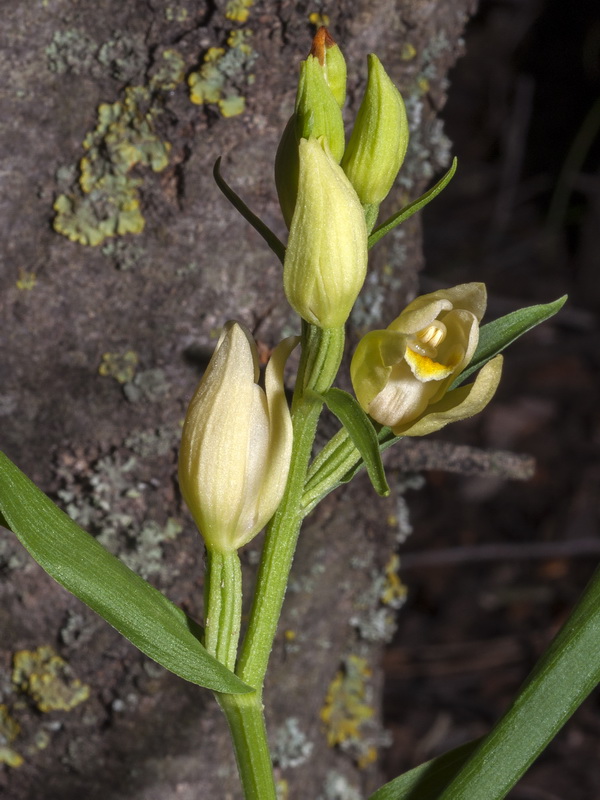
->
[204, 549, 242, 673]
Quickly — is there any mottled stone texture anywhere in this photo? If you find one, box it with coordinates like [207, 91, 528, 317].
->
[0, 1, 476, 798]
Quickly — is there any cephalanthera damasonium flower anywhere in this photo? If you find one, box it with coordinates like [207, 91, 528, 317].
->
[350, 283, 503, 436]
[283, 137, 368, 329]
[179, 322, 298, 552]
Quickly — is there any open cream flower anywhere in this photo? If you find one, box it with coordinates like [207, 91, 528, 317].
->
[179, 322, 297, 552]
[350, 283, 503, 436]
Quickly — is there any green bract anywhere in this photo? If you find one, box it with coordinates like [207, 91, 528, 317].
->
[178, 323, 298, 552]
[351, 283, 503, 435]
[283, 138, 368, 328]
[342, 54, 409, 206]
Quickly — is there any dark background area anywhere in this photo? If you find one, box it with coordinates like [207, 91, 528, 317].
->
[383, 0, 600, 797]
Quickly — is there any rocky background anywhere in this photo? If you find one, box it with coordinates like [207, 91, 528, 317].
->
[1, 0, 598, 799]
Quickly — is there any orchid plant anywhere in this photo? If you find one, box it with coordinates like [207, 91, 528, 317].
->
[1, 27, 596, 800]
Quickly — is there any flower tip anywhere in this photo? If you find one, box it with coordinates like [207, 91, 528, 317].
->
[309, 27, 337, 63]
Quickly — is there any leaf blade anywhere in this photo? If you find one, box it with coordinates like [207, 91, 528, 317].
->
[368, 158, 457, 249]
[437, 564, 600, 800]
[0, 452, 251, 694]
[368, 739, 480, 800]
[318, 388, 390, 497]
[452, 295, 567, 389]
[213, 157, 286, 264]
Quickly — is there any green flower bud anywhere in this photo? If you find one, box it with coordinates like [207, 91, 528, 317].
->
[351, 283, 503, 435]
[178, 322, 297, 552]
[283, 138, 368, 329]
[295, 55, 345, 163]
[275, 31, 346, 229]
[342, 54, 409, 205]
[309, 27, 347, 108]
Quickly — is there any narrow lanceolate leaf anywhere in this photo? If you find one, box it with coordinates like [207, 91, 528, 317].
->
[213, 157, 286, 264]
[0, 452, 251, 695]
[316, 388, 390, 497]
[451, 295, 567, 389]
[368, 157, 457, 249]
[368, 739, 480, 800]
[437, 564, 600, 799]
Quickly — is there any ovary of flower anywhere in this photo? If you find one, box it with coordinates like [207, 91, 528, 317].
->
[351, 283, 503, 436]
[178, 322, 298, 552]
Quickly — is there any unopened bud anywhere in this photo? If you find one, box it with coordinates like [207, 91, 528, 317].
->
[309, 27, 347, 108]
[295, 55, 345, 163]
[178, 323, 297, 552]
[342, 54, 409, 205]
[283, 138, 367, 329]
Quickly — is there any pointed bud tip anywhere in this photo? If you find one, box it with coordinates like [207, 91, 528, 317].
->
[309, 27, 337, 64]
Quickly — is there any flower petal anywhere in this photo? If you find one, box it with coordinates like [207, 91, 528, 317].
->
[391, 355, 503, 436]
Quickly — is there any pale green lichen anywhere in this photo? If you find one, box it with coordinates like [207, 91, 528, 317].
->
[55, 448, 182, 580]
[0, 705, 23, 768]
[45, 29, 99, 76]
[318, 771, 363, 800]
[123, 367, 171, 404]
[97, 31, 147, 82]
[188, 30, 256, 117]
[12, 646, 90, 713]
[272, 717, 314, 770]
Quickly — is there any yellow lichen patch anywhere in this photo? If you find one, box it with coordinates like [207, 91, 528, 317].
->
[219, 95, 246, 117]
[401, 42, 417, 61]
[98, 350, 139, 384]
[308, 12, 330, 27]
[15, 269, 37, 290]
[188, 31, 256, 116]
[320, 655, 374, 748]
[380, 554, 407, 608]
[0, 746, 24, 768]
[357, 744, 378, 769]
[0, 705, 20, 743]
[149, 48, 187, 92]
[12, 646, 90, 713]
[225, 0, 254, 23]
[54, 80, 175, 246]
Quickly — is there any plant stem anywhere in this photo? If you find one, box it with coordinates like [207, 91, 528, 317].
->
[215, 324, 344, 800]
[218, 692, 278, 800]
[236, 323, 345, 691]
[204, 548, 242, 672]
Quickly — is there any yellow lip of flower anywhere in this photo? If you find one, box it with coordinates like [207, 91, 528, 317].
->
[351, 283, 503, 436]
[178, 322, 298, 552]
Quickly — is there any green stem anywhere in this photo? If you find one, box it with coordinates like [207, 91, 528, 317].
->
[218, 692, 277, 800]
[204, 548, 242, 672]
[236, 323, 345, 691]
[302, 425, 398, 516]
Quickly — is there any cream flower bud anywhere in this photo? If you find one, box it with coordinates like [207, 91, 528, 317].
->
[350, 283, 503, 436]
[341, 54, 409, 205]
[178, 323, 297, 552]
[283, 137, 368, 328]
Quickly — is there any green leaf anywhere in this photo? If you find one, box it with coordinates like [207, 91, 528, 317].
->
[0, 452, 251, 695]
[368, 739, 480, 800]
[452, 295, 567, 389]
[437, 564, 600, 800]
[368, 157, 457, 249]
[213, 157, 286, 264]
[317, 388, 390, 497]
